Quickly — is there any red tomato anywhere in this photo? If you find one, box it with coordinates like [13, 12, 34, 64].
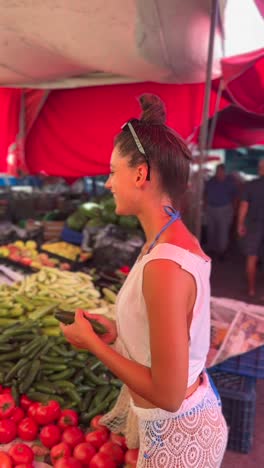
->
[0, 452, 12, 468]
[89, 452, 117, 468]
[34, 400, 61, 425]
[9, 443, 34, 464]
[2, 387, 12, 395]
[73, 442, 96, 465]
[20, 395, 33, 411]
[125, 448, 139, 465]
[27, 402, 39, 420]
[0, 419, 17, 443]
[18, 417, 39, 442]
[62, 427, 84, 448]
[0, 385, 3, 393]
[58, 409, 78, 430]
[110, 433, 127, 450]
[90, 414, 107, 431]
[100, 442, 124, 465]
[10, 406, 25, 423]
[85, 429, 109, 450]
[40, 424, 61, 448]
[54, 457, 82, 468]
[51, 442, 71, 465]
[0, 393, 15, 418]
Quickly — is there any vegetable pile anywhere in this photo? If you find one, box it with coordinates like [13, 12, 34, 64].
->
[0, 320, 119, 420]
[0, 268, 117, 334]
[0, 389, 139, 467]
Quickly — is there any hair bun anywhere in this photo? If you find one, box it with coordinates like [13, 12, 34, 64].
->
[138, 94, 166, 125]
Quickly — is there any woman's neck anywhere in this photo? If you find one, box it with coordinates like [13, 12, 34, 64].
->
[137, 200, 178, 244]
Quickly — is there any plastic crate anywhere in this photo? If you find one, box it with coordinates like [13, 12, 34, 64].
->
[208, 370, 256, 453]
[213, 346, 264, 379]
[61, 226, 83, 246]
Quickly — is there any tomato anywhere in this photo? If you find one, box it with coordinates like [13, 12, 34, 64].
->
[18, 417, 39, 442]
[32, 444, 49, 457]
[73, 442, 96, 465]
[20, 395, 33, 411]
[10, 406, 25, 423]
[0, 452, 12, 468]
[90, 414, 107, 431]
[62, 427, 84, 448]
[34, 400, 61, 425]
[119, 265, 131, 274]
[2, 387, 12, 395]
[110, 433, 127, 451]
[9, 443, 34, 464]
[0, 393, 15, 418]
[58, 409, 78, 430]
[0, 418, 17, 443]
[54, 457, 83, 468]
[89, 452, 117, 468]
[27, 402, 39, 420]
[0, 385, 3, 393]
[51, 442, 71, 464]
[85, 429, 109, 450]
[40, 424, 61, 448]
[100, 442, 125, 465]
[125, 448, 139, 465]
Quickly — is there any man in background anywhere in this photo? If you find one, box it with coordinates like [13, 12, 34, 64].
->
[205, 163, 237, 260]
[237, 159, 264, 297]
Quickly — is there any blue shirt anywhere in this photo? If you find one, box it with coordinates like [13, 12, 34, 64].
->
[205, 176, 237, 207]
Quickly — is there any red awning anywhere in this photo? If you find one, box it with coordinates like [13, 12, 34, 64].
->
[210, 106, 264, 149]
[25, 81, 228, 178]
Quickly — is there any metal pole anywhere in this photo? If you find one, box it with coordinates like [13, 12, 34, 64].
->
[194, 0, 219, 239]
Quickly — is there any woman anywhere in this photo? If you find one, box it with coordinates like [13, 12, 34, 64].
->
[61, 94, 228, 467]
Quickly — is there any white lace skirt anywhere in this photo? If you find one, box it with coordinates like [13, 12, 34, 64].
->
[131, 372, 228, 468]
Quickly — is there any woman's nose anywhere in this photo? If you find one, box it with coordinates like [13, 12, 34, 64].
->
[105, 176, 111, 190]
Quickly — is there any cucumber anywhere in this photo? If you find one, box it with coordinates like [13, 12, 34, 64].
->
[49, 369, 75, 381]
[19, 359, 41, 394]
[0, 351, 21, 362]
[54, 310, 107, 334]
[4, 358, 28, 382]
[84, 368, 108, 386]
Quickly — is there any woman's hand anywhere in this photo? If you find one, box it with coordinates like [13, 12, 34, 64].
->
[60, 309, 101, 352]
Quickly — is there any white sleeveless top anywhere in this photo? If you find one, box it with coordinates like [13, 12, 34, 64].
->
[115, 243, 211, 386]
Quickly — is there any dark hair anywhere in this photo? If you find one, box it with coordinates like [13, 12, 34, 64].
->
[114, 94, 191, 208]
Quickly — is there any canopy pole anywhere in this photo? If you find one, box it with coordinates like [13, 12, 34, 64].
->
[193, 0, 219, 239]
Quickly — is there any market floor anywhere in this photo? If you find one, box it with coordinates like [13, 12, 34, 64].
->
[209, 242, 264, 467]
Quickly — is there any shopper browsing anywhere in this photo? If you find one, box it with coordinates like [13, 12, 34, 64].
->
[61, 94, 228, 467]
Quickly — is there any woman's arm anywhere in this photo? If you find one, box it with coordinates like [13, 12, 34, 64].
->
[61, 260, 195, 411]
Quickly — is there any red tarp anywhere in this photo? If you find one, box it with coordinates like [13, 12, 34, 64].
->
[0, 49, 263, 178]
[25, 81, 228, 178]
[210, 106, 264, 149]
[0, 88, 21, 172]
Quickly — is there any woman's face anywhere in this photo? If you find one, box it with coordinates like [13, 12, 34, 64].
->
[105, 146, 142, 216]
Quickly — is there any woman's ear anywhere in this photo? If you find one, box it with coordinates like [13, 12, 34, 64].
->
[135, 164, 148, 187]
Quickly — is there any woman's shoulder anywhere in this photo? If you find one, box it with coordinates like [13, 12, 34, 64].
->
[148, 242, 210, 264]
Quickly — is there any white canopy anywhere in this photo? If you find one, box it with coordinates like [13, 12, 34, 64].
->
[0, 0, 263, 88]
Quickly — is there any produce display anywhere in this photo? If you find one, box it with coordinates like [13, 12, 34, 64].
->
[67, 199, 139, 232]
[0, 241, 72, 271]
[0, 391, 139, 467]
[41, 242, 91, 262]
[0, 320, 119, 418]
[0, 215, 136, 467]
[0, 268, 117, 334]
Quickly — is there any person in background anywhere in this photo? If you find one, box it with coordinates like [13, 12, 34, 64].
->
[205, 163, 238, 260]
[237, 158, 264, 297]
